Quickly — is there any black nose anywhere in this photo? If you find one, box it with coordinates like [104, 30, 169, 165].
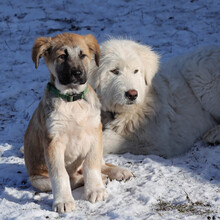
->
[71, 70, 82, 77]
[125, 89, 138, 101]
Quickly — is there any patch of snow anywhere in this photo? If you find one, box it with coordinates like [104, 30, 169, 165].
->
[0, 0, 219, 219]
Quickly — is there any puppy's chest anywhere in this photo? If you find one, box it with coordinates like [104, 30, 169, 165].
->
[47, 99, 100, 142]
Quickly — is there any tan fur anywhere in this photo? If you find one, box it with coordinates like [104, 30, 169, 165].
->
[32, 33, 100, 83]
[24, 33, 133, 213]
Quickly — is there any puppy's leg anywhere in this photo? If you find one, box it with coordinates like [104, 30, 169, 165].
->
[70, 169, 108, 189]
[203, 125, 220, 145]
[83, 155, 107, 203]
[101, 161, 134, 181]
[70, 173, 84, 190]
[45, 139, 75, 213]
[29, 175, 52, 192]
[83, 126, 107, 203]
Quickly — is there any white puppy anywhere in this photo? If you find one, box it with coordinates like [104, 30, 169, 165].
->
[89, 39, 220, 158]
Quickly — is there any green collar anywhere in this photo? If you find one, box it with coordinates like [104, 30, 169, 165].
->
[46, 82, 88, 102]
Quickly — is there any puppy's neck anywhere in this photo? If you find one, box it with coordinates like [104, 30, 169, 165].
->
[49, 72, 87, 95]
[55, 81, 88, 95]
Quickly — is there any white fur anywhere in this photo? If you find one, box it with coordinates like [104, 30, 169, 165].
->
[90, 39, 159, 114]
[89, 39, 220, 158]
[83, 169, 106, 203]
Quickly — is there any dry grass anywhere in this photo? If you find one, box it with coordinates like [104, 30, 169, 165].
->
[155, 192, 216, 217]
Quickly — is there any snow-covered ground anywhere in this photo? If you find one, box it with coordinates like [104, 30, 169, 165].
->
[0, 0, 219, 219]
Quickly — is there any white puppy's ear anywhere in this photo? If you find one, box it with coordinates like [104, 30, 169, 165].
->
[135, 44, 160, 84]
[84, 34, 100, 67]
[88, 60, 101, 90]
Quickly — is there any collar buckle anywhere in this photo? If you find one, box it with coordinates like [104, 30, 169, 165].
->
[67, 96, 73, 102]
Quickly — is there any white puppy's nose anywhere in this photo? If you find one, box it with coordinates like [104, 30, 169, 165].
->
[125, 89, 138, 101]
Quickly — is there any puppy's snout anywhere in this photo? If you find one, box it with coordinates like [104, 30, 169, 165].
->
[125, 89, 138, 101]
[71, 69, 83, 77]
[71, 69, 87, 85]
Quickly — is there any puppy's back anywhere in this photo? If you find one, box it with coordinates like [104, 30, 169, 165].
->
[24, 100, 49, 177]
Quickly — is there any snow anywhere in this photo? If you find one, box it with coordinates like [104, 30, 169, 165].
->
[0, 0, 220, 219]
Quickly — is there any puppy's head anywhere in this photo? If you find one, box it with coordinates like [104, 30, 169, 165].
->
[32, 33, 100, 93]
[89, 39, 159, 113]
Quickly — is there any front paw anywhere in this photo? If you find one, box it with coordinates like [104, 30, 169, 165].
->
[84, 187, 107, 203]
[53, 199, 75, 213]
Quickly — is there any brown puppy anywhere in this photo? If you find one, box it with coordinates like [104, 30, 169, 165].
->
[24, 33, 133, 213]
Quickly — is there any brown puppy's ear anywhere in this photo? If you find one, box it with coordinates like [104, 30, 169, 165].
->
[84, 34, 100, 66]
[32, 37, 51, 69]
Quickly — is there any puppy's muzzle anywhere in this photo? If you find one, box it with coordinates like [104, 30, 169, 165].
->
[125, 89, 138, 101]
[71, 69, 83, 77]
[70, 68, 87, 85]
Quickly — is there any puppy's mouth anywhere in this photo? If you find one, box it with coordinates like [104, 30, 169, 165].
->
[71, 77, 87, 85]
[126, 101, 136, 105]
[58, 72, 87, 86]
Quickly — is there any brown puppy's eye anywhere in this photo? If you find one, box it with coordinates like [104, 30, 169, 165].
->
[79, 50, 87, 59]
[58, 54, 67, 60]
[80, 54, 86, 59]
[110, 68, 120, 75]
[134, 69, 139, 74]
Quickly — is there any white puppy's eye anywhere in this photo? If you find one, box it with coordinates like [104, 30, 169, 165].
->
[134, 69, 139, 74]
[110, 68, 120, 75]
